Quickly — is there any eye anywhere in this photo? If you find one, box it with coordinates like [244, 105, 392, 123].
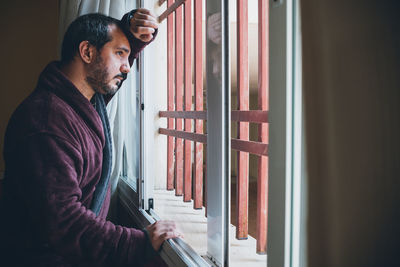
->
[116, 51, 123, 56]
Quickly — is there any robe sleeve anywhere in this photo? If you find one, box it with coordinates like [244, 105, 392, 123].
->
[119, 9, 159, 67]
[19, 132, 153, 266]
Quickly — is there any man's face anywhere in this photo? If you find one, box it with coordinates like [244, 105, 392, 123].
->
[86, 24, 131, 95]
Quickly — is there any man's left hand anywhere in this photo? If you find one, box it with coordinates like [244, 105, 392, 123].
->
[130, 8, 158, 42]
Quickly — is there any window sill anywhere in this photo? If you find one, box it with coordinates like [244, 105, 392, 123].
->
[117, 178, 211, 267]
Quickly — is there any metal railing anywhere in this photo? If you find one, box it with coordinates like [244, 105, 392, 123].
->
[157, 0, 269, 254]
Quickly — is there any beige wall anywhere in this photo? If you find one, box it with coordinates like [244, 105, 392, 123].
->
[302, 1, 400, 266]
[0, 0, 59, 173]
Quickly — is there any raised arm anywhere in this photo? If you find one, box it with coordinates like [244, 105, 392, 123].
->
[120, 8, 159, 66]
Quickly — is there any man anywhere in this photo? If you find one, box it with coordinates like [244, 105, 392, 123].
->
[0, 8, 180, 267]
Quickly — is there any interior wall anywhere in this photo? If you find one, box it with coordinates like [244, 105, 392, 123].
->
[302, 1, 400, 266]
[0, 0, 60, 175]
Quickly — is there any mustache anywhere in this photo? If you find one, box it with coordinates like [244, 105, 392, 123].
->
[114, 73, 127, 81]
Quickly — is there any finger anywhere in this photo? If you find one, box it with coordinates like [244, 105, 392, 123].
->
[136, 8, 157, 19]
[163, 231, 183, 240]
[161, 231, 180, 240]
[132, 19, 158, 29]
[171, 229, 184, 238]
[153, 220, 176, 229]
[132, 26, 156, 35]
[139, 34, 153, 42]
[152, 225, 178, 237]
[134, 12, 158, 24]
[158, 220, 176, 225]
[154, 221, 176, 231]
[155, 221, 177, 231]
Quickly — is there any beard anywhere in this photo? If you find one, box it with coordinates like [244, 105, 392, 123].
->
[85, 54, 126, 95]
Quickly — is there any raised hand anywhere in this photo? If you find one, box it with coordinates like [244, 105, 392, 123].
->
[129, 8, 159, 42]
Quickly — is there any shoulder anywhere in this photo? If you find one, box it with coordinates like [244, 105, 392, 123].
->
[6, 88, 81, 144]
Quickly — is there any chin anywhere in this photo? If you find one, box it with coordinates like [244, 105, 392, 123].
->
[108, 87, 119, 95]
[98, 85, 117, 95]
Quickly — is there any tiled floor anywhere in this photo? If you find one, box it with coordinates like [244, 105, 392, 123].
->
[153, 188, 267, 266]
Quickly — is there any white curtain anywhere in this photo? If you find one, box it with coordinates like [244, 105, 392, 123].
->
[58, 0, 138, 220]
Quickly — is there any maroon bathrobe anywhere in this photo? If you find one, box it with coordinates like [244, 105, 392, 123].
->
[0, 11, 158, 267]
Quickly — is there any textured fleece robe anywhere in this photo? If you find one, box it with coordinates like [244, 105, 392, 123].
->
[0, 10, 157, 267]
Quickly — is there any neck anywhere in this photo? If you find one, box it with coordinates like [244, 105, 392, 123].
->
[60, 60, 95, 101]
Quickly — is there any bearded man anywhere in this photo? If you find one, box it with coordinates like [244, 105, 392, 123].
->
[0, 8, 180, 267]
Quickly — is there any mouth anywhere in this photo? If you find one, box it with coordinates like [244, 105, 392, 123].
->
[112, 73, 127, 89]
[114, 73, 127, 81]
[115, 75, 126, 88]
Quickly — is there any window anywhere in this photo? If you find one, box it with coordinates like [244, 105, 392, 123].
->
[119, 45, 142, 207]
[118, 0, 304, 266]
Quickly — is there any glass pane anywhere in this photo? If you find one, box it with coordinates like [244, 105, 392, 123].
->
[124, 69, 141, 192]
[206, 0, 230, 265]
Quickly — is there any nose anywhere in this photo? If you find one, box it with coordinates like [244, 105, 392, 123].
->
[120, 60, 130, 74]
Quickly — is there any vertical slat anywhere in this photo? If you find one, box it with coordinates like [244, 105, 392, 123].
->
[193, 0, 204, 209]
[183, 0, 193, 202]
[167, 0, 175, 190]
[257, 0, 269, 254]
[236, 0, 249, 240]
[175, 2, 184, 196]
[204, 159, 207, 216]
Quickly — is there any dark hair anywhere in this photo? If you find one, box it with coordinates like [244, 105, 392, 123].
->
[61, 13, 120, 63]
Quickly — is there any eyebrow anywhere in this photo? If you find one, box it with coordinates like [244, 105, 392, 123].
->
[117, 46, 130, 53]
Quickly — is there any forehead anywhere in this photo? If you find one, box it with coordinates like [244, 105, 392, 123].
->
[105, 24, 130, 51]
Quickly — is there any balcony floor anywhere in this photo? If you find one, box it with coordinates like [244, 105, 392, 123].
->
[153, 189, 267, 267]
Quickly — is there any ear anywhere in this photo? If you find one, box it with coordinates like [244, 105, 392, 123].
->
[78, 41, 95, 64]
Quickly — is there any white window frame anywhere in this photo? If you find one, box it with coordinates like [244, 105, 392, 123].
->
[268, 0, 304, 267]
